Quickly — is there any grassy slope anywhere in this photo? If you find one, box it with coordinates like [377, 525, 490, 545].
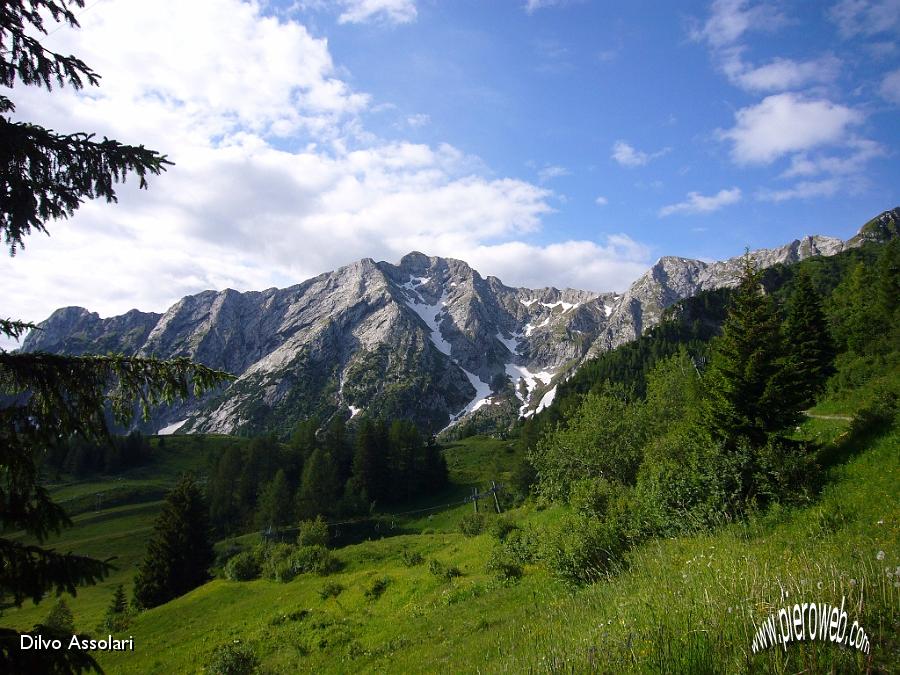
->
[5, 435, 243, 631]
[7, 382, 899, 673]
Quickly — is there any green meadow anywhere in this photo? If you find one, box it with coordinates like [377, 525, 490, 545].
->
[7, 370, 898, 673]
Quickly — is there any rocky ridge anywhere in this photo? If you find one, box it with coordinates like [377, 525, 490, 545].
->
[20, 208, 898, 435]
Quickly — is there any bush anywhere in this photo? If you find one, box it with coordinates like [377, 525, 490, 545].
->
[260, 543, 295, 581]
[206, 641, 259, 675]
[290, 545, 341, 577]
[486, 545, 523, 582]
[497, 526, 539, 565]
[428, 559, 461, 581]
[401, 549, 425, 567]
[487, 517, 517, 541]
[225, 551, 261, 582]
[319, 581, 344, 600]
[364, 576, 390, 600]
[297, 516, 329, 548]
[541, 512, 628, 586]
[458, 512, 486, 537]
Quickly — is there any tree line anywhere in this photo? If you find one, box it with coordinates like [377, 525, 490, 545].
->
[208, 416, 447, 535]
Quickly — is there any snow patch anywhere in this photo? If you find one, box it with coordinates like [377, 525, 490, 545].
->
[523, 317, 550, 336]
[536, 385, 557, 413]
[604, 304, 613, 318]
[520, 298, 538, 307]
[540, 301, 579, 312]
[348, 405, 362, 419]
[158, 419, 187, 435]
[404, 290, 452, 356]
[461, 368, 493, 414]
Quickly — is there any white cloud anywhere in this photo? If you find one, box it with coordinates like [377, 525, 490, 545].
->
[756, 178, 842, 202]
[406, 113, 431, 127]
[781, 138, 886, 178]
[880, 68, 900, 104]
[727, 55, 842, 92]
[829, 0, 900, 38]
[611, 140, 670, 168]
[465, 236, 650, 292]
[659, 188, 742, 217]
[524, 0, 582, 14]
[537, 165, 570, 182]
[338, 0, 417, 24]
[691, 0, 787, 48]
[693, 2, 841, 93]
[0, 0, 652, 337]
[718, 93, 863, 164]
[595, 196, 608, 206]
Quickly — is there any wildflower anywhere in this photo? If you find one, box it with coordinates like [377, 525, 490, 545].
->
[849, 579, 857, 587]
[817, 581, 823, 590]
[876, 550, 885, 561]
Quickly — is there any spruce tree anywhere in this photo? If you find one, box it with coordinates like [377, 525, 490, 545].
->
[782, 269, 835, 409]
[703, 254, 798, 446]
[296, 449, 341, 519]
[255, 469, 293, 532]
[133, 475, 214, 609]
[43, 597, 75, 633]
[100, 584, 128, 632]
[350, 418, 388, 505]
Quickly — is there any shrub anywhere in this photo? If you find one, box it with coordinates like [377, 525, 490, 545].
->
[205, 641, 259, 675]
[319, 581, 344, 600]
[401, 549, 425, 567]
[487, 517, 517, 541]
[225, 551, 261, 582]
[498, 526, 539, 565]
[364, 576, 390, 600]
[458, 512, 486, 537]
[290, 545, 341, 577]
[428, 559, 461, 581]
[260, 543, 295, 581]
[297, 516, 330, 548]
[540, 512, 628, 586]
[269, 608, 309, 626]
[486, 545, 523, 582]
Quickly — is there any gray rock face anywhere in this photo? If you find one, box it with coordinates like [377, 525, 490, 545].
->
[587, 234, 849, 356]
[19, 209, 896, 435]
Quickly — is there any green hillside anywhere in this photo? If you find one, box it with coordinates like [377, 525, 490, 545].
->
[7, 370, 896, 673]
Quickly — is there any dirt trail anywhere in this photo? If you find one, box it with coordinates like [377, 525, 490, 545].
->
[803, 412, 852, 421]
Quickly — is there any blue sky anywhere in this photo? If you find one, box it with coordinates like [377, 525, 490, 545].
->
[2, 0, 899, 343]
[300, 0, 899, 257]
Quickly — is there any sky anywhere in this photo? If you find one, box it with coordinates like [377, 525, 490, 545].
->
[2, 0, 899, 347]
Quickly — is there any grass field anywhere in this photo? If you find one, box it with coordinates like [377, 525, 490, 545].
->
[5, 380, 899, 673]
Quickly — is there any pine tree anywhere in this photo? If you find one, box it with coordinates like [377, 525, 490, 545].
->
[703, 254, 798, 446]
[782, 269, 835, 409]
[350, 418, 388, 505]
[296, 449, 341, 519]
[100, 584, 129, 632]
[255, 469, 293, 532]
[43, 597, 75, 633]
[132, 475, 214, 609]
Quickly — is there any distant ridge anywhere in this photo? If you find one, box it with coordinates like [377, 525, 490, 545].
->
[23, 208, 898, 436]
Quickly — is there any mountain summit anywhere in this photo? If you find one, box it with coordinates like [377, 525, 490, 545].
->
[22, 209, 898, 436]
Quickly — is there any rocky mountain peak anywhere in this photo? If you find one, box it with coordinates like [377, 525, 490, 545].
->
[19, 209, 897, 437]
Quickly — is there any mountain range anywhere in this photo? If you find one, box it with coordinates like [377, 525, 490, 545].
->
[21, 208, 899, 436]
